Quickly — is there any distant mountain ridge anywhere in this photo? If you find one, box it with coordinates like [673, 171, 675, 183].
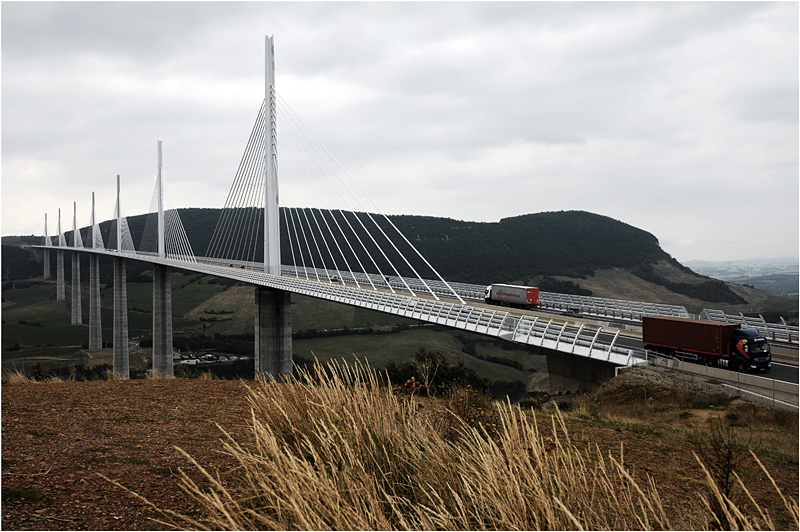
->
[388, 211, 669, 283]
[683, 258, 799, 297]
[4, 209, 752, 307]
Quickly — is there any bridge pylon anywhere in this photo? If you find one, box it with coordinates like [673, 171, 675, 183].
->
[56, 209, 65, 301]
[151, 143, 174, 378]
[43, 213, 51, 280]
[70, 202, 82, 325]
[256, 35, 292, 380]
[113, 175, 130, 379]
[152, 264, 173, 378]
[88, 192, 102, 351]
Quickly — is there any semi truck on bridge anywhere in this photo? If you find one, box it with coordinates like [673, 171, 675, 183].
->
[642, 316, 771, 372]
[484, 284, 540, 309]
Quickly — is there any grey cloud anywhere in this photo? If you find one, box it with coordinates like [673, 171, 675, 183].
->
[2, 1, 797, 262]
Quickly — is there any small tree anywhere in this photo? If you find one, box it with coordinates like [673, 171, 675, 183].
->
[414, 347, 445, 396]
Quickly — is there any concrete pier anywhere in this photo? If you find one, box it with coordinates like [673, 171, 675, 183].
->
[56, 250, 65, 301]
[43, 249, 51, 280]
[88, 254, 102, 351]
[545, 351, 616, 393]
[70, 252, 82, 325]
[113, 257, 129, 379]
[43, 213, 51, 279]
[254, 286, 293, 380]
[152, 264, 173, 378]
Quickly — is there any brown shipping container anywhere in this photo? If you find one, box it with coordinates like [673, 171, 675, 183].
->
[642, 316, 741, 356]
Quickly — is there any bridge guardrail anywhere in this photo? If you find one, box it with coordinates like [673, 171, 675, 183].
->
[31, 248, 678, 367]
[703, 309, 799, 342]
[280, 267, 797, 345]
[206, 261, 705, 323]
[538, 292, 690, 320]
[275, 264, 695, 321]
[187, 256, 650, 366]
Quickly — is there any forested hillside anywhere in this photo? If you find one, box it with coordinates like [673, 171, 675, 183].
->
[0, 209, 760, 306]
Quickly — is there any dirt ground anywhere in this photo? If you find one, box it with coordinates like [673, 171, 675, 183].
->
[2, 379, 253, 531]
[2, 378, 798, 531]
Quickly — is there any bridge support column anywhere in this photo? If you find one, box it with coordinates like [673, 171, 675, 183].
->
[152, 264, 173, 378]
[43, 249, 51, 280]
[113, 257, 129, 379]
[56, 250, 65, 301]
[545, 351, 616, 393]
[70, 252, 82, 325]
[88, 254, 102, 351]
[254, 286, 292, 380]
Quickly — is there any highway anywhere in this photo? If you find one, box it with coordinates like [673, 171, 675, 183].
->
[37, 249, 800, 388]
[428, 290, 800, 385]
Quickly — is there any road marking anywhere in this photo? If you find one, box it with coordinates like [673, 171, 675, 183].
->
[720, 383, 798, 409]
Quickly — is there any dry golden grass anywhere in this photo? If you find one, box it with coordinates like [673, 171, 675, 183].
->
[696, 451, 800, 530]
[105, 359, 797, 531]
[1, 368, 33, 385]
[2, 368, 70, 384]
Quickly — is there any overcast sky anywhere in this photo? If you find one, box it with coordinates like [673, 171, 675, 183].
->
[2, 1, 798, 263]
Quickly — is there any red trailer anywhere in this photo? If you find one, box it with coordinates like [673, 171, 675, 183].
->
[642, 315, 771, 371]
[643, 316, 739, 356]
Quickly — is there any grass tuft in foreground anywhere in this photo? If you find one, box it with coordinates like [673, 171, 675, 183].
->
[2, 367, 70, 385]
[103, 358, 798, 531]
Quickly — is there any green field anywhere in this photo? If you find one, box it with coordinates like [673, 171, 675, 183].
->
[294, 328, 544, 388]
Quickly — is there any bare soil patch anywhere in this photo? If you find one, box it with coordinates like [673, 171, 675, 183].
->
[2, 379, 253, 531]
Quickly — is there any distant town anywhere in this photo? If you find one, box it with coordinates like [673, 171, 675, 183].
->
[173, 352, 248, 365]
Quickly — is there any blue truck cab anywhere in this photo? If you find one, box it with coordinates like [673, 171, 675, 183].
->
[732, 328, 772, 372]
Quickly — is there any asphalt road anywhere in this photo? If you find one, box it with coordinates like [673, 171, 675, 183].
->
[369, 289, 800, 386]
[606, 331, 798, 384]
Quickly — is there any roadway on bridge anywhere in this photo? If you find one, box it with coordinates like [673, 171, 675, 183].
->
[361, 280, 800, 385]
[38, 246, 799, 387]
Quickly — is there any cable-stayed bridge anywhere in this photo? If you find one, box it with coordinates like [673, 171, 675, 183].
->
[36, 36, 790, 388]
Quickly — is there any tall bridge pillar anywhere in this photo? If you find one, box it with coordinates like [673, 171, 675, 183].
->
[152, 264, 173, 378]
[112, 176, 130, 378]
[255, 286, 292, 380]
[70, 203, 82, 325]
[56, 250, 65, 301]
[43, 213, 51, 279]
[56, 208, 65, 301]
[43, 249, 51, 280]
[254, 36, 292, 380]
[113, 257, 129, 379]
[88, 192, 102, 352]
[70, 251, 82, 325]
[88, 254, 102, 351]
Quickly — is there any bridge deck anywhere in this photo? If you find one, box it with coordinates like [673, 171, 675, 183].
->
[33, 246, 649, 367]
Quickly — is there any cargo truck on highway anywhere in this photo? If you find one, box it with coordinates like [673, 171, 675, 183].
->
[484, 284, 539, 309]
[642, 316, 771, 372]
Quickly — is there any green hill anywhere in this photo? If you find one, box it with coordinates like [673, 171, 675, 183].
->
[3, 209, 796, 316]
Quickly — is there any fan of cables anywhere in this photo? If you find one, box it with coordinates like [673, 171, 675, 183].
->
[139, 168, 196, 262]
[205, 94, 462, 303]
[106, 188, 136, 254]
